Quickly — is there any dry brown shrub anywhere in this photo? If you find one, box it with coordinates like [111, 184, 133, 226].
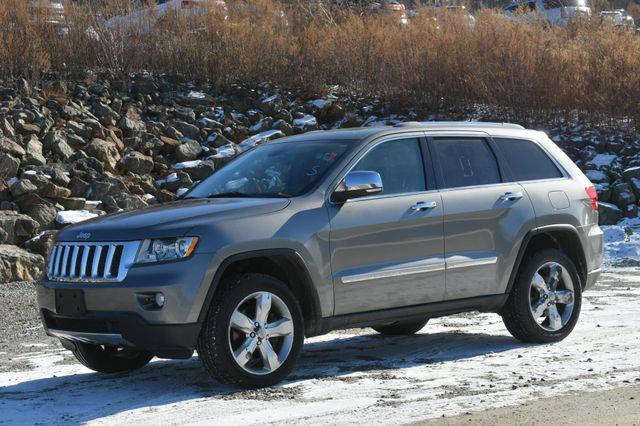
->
[0, 0, 638, 121]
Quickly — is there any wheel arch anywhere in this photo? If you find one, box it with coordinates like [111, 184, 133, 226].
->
[196, 249, 323, 337]
[507, 225, 588, 295]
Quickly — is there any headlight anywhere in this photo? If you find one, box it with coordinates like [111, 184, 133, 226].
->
[135, 237, 199, 264]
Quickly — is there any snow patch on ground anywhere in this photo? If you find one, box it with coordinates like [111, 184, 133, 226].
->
[601, 216, 640, 265]
[1, 271, 639, 425]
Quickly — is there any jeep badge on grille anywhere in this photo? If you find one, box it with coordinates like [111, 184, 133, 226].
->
[76, 232, 91, 240]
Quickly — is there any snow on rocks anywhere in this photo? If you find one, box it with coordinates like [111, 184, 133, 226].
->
[55, 210, 98, 225]
[585, 169, 608, 184]
[587, 153, 619, 168]
[292, 114, 317, 130]
[172, 160, 203, 170]
[238, 129, 284, 152]
[210, 144, 238, 159]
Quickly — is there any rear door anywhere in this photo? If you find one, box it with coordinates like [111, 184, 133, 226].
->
[329, 135, 445, 315]
[428, 135, 536, 299]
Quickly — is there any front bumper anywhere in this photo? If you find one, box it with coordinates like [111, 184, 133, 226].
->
[39, 307, 199, 359]
[37, 252, 214, 358]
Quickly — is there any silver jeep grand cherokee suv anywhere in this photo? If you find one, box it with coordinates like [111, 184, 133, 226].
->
[38, 122, 603, 387]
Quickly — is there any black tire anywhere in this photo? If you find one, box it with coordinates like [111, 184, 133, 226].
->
[501, 249, 582, 343]
[196, 273, 304, 388]
[72, 342, 153, 373]
[372, 318, 429, 335]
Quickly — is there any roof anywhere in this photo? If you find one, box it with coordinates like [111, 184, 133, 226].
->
[273, 121, 532, 144]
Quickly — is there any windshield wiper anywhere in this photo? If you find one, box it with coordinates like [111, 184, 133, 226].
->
[207, 192, 253, 198]
[207, 192, 291, 198]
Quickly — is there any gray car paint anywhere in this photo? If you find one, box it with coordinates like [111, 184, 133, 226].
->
[40, 124, 604, 342]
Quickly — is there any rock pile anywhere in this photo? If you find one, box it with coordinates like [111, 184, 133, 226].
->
[0, 74, 381, 281]
[0, 74, 637, 281]
[552, 125, 640, 225]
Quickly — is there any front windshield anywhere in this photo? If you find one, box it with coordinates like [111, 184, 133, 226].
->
[185, 140, 352, 198]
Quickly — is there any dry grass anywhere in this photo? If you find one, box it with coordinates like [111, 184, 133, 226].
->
[1, 0, 639, 121]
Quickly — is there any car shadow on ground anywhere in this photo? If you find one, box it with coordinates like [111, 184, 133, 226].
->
[0, 330, 529, 423]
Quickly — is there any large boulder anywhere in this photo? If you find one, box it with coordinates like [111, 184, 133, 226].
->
[175, 140, 202, 162]
[0, 211, 40, 244]
[173, 121, 200, 140]
[46, 132, 75, 160]
[101, 193, 148, 213]
[598, 202, 623, 225]
[0, 153, 20, 178]
[611, 182, 636, 207]
[174, 160, 215, 181]
[118, 151, 154, 174]
[85, 138, 121, 172]
[0, 137, 26, 157]
[9, 179, 38, 198]
[0, 244, 45, 282]
[24, 230, 57, 258]
[15, 193, 57, 228]
[623, 166, 640, 198]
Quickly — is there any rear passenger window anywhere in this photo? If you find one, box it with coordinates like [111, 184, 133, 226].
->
[494, 138, 562, 181]
[431, 138, 501, 189]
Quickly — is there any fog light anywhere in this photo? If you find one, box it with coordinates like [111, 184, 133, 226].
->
[154, 292, 165, 308]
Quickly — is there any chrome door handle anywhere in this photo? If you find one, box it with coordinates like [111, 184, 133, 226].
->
[500, 192, 524, 202]
[411, 201, 438, 211]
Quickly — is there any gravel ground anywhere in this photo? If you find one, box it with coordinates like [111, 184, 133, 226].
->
[1, 271, 639, 424]
[426, 385, 640, 425]
[0, 282, 62, 373]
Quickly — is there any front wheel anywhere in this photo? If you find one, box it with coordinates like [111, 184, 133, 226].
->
[501, 249, 582, 343]
[197, 274, 304, 388]
[71, 342, 153, 373]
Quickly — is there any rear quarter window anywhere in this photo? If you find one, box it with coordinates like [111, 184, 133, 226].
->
[494, 138, 563, 181]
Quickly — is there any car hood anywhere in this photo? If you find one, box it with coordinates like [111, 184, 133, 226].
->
[57, 198, 291, 242]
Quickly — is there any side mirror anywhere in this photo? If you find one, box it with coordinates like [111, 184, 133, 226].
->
[332, 170, 383, 203]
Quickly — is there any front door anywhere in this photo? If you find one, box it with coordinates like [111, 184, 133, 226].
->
[428, 136, 536, 300]
[329, 137, 446, 315]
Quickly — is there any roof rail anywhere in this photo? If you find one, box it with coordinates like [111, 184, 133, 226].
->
[394, 121, 525, 130]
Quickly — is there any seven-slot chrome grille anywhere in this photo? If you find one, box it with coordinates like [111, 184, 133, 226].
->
[47, 241, 139, 283]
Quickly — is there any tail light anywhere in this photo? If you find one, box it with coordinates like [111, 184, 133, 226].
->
[586, 186, 598, 211]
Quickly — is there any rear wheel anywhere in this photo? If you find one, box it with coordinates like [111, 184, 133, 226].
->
[197, 274, 304, 388]
[502, 249, 582, 343]
[372, 318, 428, 335]
[71, 342, 153, 373]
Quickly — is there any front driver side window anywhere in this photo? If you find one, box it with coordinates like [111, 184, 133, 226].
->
[352, 138, 426, 195]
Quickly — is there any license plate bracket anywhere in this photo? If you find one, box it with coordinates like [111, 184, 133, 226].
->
[55, 289, 87, 316]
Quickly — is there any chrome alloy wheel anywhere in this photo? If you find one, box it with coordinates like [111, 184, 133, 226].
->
[227, 291, 295, 375]
[529, 262, 575, 332]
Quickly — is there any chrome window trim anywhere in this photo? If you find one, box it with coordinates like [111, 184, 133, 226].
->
[344, 189, 441, 204]
[436, 181, 518, 193]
